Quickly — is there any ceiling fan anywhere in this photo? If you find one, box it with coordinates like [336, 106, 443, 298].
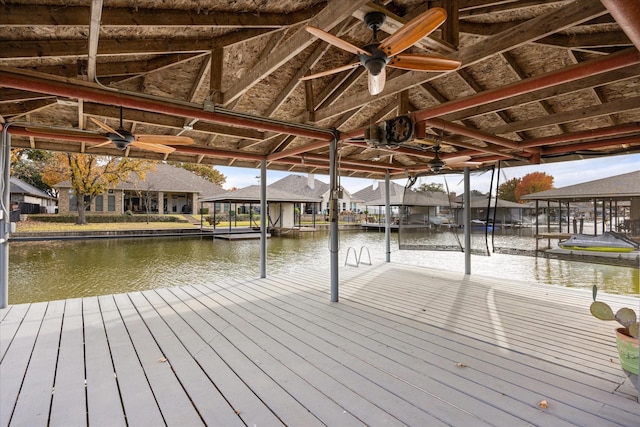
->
[23, 107, 194, 154]
[427, 144, 482, 173]
[300, 7, 461, 95]
[88, 107, 194, 154]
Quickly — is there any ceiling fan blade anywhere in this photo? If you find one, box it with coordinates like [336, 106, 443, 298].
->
[388, 54, 461, 71]
[368, 68, 386, 95]
[444, 155, 472, 164]
[88, 140, 115, 149]
[89, 117, 124, 138]
[379, 7, 446, 57]
[25, 126, 100, 138]
[305, 26, 370, 56]
[300, 62, 361, 80]
[135, 134, 194, 145]
[130, 141, 176, 154]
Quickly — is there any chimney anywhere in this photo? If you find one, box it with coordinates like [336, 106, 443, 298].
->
[308, 173, 314, 190]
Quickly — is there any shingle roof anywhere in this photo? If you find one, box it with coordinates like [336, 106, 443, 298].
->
[354, 181, 452, 206]
[520, 170, 640, 201]
[199, 185, 321, 203]
[268, 174, 329, 198]
[10, 177, 56, 200]
[56, 163, 227, 197]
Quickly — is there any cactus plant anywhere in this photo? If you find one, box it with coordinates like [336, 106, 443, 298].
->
[590, 285, 639, 375]
[590, 285, 639, 339]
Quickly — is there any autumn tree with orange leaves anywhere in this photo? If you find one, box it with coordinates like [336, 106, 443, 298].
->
[42, 153, 149, 225]
[514, 172, 554, 202]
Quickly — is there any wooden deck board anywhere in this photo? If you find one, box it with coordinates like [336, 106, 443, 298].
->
[10, 302, 63, 427]
[1, 262, 638, 426]
[49, 298, 87, 427]
[82, 296, 126, 427]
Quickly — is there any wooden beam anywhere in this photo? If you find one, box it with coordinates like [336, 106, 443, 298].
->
[486, 95, 640, 135]
[0, 3, 326, 27]
[0, 99, 57, 118]
[441, 0, 459, 48]
[86, 0, 103, 81]
[0, 29, 274, 59]
[310, 0, 608, 123]
[222, 0, 370, 106]
[209, 49, 223, 104]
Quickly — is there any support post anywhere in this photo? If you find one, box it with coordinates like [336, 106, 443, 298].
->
[464, 167, 471, 275]
[385, 171, 391, 262]
[329, 136, 339, 302]
[260, 159, 267, 278]
[1, 127, 11, 308]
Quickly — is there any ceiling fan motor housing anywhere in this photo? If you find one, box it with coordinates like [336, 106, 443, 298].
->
[361, 45, 388, 76]
[107, 131, 135, 150]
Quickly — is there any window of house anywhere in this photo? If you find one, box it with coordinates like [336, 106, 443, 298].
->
[108, 195, 116, 212]
[95, 195, 103, 212]
[69, 190, 77, 211]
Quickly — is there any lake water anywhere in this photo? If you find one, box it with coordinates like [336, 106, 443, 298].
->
[8, 230, 639, 304]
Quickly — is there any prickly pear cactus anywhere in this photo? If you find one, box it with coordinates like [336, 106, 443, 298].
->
[590, 301, 615, 321]
[591, 285, 639, 337]
[615, 307, 638, 329]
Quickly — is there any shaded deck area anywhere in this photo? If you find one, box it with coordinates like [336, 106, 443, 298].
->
[1, 263, 638, 426]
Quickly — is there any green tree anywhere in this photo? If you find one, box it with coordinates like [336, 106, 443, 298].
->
[498, 177, 522, 203]
[43, 153, 150, 225]
[170, 162, 226, 186]
[514, 171, 554, 201]
[416, 182, 445, 193]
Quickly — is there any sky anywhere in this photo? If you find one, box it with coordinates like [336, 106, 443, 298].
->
[215, 153, 640, 195]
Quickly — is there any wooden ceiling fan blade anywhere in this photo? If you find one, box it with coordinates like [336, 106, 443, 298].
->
[388, 54, 461, 71]
[130, 141, 176, 154]
[89, 117, 124, 138]
[135, 134, 194, 145]
[88, 140, 115, 149]
[444, 155, 472, 164]
[368, 68, 386, 95]
[305, 26, 370, 56]
[25, 126, 99, 138]
[379, 7, 446, 57]
[300, 62, 361, 80]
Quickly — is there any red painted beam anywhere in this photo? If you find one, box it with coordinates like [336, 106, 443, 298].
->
[542, 135, 640, 155]
[601, 0, 640, 52]
[0, 67, 333, 141]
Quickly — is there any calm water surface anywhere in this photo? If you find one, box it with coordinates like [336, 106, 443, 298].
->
[8, 230, 639, 304]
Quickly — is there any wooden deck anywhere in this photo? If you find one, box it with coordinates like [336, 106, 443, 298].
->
[1, 262, 638, 426]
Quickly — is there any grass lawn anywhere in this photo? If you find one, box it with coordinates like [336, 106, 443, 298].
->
[15, 220, 199, 233]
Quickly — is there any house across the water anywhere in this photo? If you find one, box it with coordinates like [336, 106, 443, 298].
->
[55, 163, 227, 215]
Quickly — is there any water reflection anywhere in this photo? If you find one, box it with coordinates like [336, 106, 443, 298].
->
[8, 231, 639, 304]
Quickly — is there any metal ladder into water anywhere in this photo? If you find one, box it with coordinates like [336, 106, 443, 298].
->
[344, 246, 372, 267]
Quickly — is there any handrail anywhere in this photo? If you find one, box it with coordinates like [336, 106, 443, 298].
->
[344, 246, 372, 267]
[344, 247, 359, 267]
[358, 246, 372, 265]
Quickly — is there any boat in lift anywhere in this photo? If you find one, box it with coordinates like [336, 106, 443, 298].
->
[559, 232, 639, 253]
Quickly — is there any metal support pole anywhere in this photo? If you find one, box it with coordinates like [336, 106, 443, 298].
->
[329, 136, 339, 302]
[384, 171, 391, 262]
[1, 128, 11, 308]
[260, 159, 267, 278]
[464, 167, 471, 275]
